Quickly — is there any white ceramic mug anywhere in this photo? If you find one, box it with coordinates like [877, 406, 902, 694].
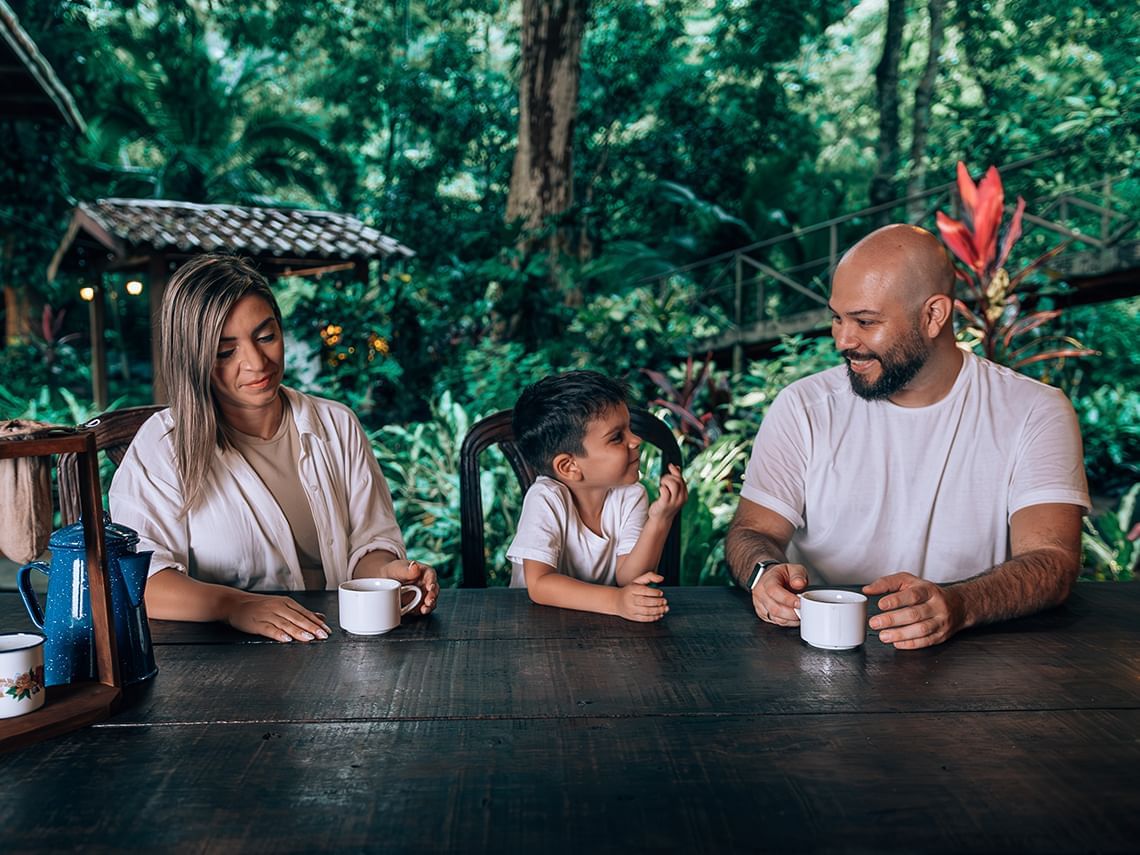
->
[0, 632, 46, 719]
[794, 589, 867, 650]
[338, 578, 424, 635]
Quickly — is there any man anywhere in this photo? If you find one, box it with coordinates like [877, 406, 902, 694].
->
[726, 224, 1089, 649]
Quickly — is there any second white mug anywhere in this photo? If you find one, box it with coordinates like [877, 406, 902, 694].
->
[338, 578, 424, 635]
[795, 589, 867, 650]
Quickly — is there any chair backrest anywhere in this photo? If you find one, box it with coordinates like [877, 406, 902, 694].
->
[58, 406, 165, 525]
[459, 407, 684, 588]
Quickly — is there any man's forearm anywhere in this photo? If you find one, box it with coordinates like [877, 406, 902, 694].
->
[725, 527, 788, 588]
[950, 547, 1079, 629]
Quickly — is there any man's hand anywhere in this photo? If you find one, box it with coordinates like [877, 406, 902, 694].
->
[863, 572, 966, 649]
[753, 563, 809, 626]
[223, 593, 331, 643]
[382, 559, 439, 615]
[648, 463, 688, 521]
[616, 572, 669, 622]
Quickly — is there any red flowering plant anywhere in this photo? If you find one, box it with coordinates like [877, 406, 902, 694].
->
[935, 162, 1096, 370]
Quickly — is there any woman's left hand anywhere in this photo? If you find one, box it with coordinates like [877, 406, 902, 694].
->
[382, 559, 439, 615]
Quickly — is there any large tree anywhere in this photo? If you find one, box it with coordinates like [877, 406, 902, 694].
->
[505, 0, 588, 279]
[870, 0, 905, 224]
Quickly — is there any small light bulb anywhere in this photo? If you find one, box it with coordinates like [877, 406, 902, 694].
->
[125, 280, 143, 296]
[79, 286, 96, 302]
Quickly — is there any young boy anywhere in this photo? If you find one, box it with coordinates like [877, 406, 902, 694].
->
[507, 371, 687, 621]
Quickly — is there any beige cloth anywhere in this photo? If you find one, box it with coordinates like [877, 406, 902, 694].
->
[0, 419, 58, 563]
[225, 399, 326, 590]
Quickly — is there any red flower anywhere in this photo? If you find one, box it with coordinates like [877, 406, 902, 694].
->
[935, 162, 1023, 280]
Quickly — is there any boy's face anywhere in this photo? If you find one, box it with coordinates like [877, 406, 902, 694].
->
[570, 403, 643, 487]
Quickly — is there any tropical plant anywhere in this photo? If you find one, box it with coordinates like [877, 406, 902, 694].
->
[642, 354, 729, 450]
[935, 162, 1096, 371]
[676, 435, 751, 586]
[371, 391, 520, 587]
[1081, 484, 1139, 582]
[1072, 385, 1140, 494]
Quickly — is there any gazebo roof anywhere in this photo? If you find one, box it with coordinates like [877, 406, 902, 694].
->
[49, 198, 414, 279]
[0, 1, 85, 131]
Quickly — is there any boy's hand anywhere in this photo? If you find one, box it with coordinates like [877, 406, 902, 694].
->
[648, 463, 688, 521]
[616, 572, 669, 622]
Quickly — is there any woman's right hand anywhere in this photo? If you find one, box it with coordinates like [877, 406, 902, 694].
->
[223, 593, 331, 642]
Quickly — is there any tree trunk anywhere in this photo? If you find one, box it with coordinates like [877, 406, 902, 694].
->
[2, 235, 34, 346]
[506, 0, 586, 268]
[906, 0, 947, 222]
[870, 0, 906, 226]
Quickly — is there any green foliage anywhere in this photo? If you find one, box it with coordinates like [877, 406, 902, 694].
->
[280, 274, 407, 427]
[724, 335, 841, 439]
[438, 339, 556, 418]
[371, 390, 519, 587]
[1081, 484, 1139, 582]
[676, 435, 751, 586]
[1072, 385, 1140, 495]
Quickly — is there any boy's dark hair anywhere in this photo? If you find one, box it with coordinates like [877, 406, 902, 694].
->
[512, 371, 630, 476]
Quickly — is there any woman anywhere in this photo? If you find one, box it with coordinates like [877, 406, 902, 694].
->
[110, 254, 437, 641]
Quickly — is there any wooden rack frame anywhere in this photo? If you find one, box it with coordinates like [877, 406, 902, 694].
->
[0, 430, 122, 752]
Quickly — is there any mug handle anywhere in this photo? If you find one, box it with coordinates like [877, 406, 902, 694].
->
[793, 597, 802, 622]
[399, 584, 424, 616]
[17, 561, 50, 629]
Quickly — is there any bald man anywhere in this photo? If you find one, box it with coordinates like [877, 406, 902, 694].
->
[726, 224, 1089, 649]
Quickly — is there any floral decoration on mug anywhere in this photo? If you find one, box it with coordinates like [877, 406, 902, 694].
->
[2, 664, 45, 702]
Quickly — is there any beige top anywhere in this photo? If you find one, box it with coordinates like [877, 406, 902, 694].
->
[225, 398, 325, 589]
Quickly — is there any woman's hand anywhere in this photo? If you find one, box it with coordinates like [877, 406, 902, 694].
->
[223, 592, 331, 643]
[381, 559, 439, 616]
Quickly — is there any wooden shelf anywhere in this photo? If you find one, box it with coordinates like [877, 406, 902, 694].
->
[0, 683, 120, 753]
[0, 429, 123, 753]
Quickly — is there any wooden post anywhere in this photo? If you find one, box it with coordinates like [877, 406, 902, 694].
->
[148, 254, 169, 404]
[89, 278, 108, 412]
[733, 254, 743, 373]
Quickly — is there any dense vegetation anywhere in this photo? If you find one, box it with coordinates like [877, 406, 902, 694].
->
[2, 0, 1137, 583]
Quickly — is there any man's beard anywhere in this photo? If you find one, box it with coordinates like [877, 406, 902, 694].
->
[843, 326, 930, 401]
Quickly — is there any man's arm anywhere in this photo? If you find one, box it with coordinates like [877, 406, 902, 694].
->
[726, 498, 809, 624]
[866, 502, 1083, 649]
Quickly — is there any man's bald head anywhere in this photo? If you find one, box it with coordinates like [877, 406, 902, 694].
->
[834, 224, 955, 307]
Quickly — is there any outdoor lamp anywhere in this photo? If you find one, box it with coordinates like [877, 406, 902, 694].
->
[79, 286, 95, 302]
[125, 280, 143, 296]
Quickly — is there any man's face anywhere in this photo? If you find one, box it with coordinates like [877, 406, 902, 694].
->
[829, 265, 932, 401]
[840, 320, 930, 400]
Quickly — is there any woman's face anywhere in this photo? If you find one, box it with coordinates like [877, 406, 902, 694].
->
[210, 294, 284, 418]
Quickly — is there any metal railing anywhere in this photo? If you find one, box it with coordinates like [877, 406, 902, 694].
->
[640, 154, 1138, 368]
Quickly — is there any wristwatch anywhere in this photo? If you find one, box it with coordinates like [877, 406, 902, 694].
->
[747, 559, 783, 590]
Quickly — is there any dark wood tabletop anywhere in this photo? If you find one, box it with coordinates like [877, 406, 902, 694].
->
[1, 582, 1138, 853]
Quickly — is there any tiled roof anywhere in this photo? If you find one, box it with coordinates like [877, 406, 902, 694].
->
[80, 198, 414, 260]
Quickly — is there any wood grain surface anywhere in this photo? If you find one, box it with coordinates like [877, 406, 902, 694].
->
[1, 583, 1138, 852]
[1, 711, 1137, 853]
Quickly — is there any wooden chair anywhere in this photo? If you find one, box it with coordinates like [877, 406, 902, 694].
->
[459, 408, 684, 588]
[57, 406, 164, 526]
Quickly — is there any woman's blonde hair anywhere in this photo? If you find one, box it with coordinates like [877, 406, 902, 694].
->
[160, 254, 282, 512]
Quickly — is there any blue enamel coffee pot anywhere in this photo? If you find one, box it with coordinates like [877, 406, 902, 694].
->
[17, 514, 157, 687]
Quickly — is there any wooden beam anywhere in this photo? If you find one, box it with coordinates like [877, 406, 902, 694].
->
[89, 277, 108, 411]
[148, 254, 169, 404]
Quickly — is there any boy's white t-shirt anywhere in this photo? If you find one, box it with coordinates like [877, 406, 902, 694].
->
[741, 351, 1090, 586]
[507, 476, 648, 588]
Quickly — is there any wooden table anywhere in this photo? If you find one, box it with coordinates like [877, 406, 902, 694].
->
[1, 583, 1138, 853]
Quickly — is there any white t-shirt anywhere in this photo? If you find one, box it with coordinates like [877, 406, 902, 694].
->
[506, 476, 648, 588]
[741, 352, 1089, 585]
[109, 387, 406, 591]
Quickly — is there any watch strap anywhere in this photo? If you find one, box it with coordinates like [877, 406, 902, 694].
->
[748, 559, 782, 590]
